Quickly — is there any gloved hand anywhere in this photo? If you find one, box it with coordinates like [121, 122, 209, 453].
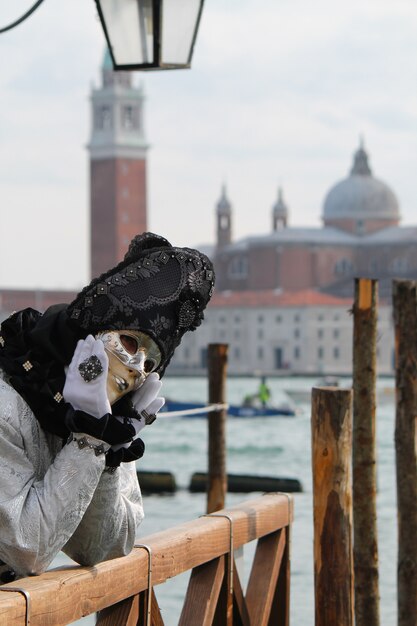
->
[111, 373, 165, 452]
[64, 336, 135, 446]
[63, 335, 111, 418]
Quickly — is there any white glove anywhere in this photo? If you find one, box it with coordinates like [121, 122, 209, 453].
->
[112, 372, 165, 451]
[63, 335, 111, 419]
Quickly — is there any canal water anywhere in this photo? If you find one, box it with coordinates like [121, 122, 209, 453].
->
[66, 375, 396, 625]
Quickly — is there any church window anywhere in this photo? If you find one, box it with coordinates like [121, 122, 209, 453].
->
[228, 256, 248, 279]
[318, 329, 323, 339]
[276, 315, 282, 323]
[294, 328, 300, 339]
[258, 315, 264, 323]
[258, 329, 264, 340]
[235, 315, 241, 323]
[234, 347, 241, 359]
[96, 105, 112, 130]
[122, 105, 138, 129]
[220, 215, 229, 230]
[334, 328, 339, 339]
[334, 347, 340, 359]
[294, 346, 300, 359]
[294, 314, 300, 322]
[318, 347, 324, 360]
[258, 346, 264, 359]
[335, 258, 354, 276]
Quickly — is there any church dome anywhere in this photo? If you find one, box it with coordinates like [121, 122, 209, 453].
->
[323, 143, 400, 222]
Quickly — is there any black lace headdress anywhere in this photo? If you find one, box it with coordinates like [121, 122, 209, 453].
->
[67, 232, 215, 375]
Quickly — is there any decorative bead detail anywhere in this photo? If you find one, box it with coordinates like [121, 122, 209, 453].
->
[22, 360, 33, 372]
[84, 296, 94, 307]
[178, 301, 196, 328]
[126, 267, 137, 278]
[143, 258, 152, 268]
[71, 435, 106, 457]
[205, 270, 214, 281]
[53, 392, 63, 403]
[0, 336, 4, 347]
[97, 283, 108, 295]
[71, 309, 81, 319]
[159, 251, 169, 264]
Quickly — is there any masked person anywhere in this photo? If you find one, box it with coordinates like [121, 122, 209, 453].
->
[0, 232, 215, 582]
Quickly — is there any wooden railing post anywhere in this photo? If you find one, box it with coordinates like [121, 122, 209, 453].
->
[352, 277, 380, 626]
[311, 387, 354, 626]
[207, 343, 228, 514]
[393, 280, 417, 626]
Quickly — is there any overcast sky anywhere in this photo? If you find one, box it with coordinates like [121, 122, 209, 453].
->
[0, 0, 416, 289]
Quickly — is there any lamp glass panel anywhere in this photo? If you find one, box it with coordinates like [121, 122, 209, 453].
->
[100, 0, 154, 66]
[161, 0, 202, 65]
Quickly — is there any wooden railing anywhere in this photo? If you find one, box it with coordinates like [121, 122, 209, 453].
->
[0, 493, 292, 626]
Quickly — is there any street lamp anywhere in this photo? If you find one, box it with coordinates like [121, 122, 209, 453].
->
[94, 0, 205, 71]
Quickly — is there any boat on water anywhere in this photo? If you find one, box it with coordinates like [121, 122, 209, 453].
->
[161, 399, 296, 418]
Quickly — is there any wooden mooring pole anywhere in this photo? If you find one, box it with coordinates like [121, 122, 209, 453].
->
[311, 387, 354, 626]
[352, 278, 380, 626]
[207, 343, 228, 514]
[393, 280, 417, 626]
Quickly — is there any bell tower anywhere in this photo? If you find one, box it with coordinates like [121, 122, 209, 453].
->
[216, 184, 232, 248]
[88, 50, 149, 278]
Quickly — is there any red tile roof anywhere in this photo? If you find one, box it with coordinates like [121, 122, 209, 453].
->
[209, 289, 352, 308]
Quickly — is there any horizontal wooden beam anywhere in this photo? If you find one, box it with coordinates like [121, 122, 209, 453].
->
[0, 494, 292, 626]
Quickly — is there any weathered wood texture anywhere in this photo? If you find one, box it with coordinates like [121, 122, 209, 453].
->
[246, 529, 286, 626]
[96, 589, 164, 626]
[311, 387, 354, 626]
[179, 556, 225, 626]
[207, 343, 228, 513]
[393, 280, 417, 626]
[352, 278, 380, 626]
[0, 494, 291, 626]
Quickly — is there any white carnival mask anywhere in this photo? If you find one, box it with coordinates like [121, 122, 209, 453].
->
[96, 330, 162, 405]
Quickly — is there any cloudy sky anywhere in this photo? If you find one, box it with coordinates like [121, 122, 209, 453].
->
[0, 0, 416, 289]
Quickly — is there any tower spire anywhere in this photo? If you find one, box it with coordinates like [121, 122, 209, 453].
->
[350, 138, 372, 176]
[272, 186, 288, 231]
